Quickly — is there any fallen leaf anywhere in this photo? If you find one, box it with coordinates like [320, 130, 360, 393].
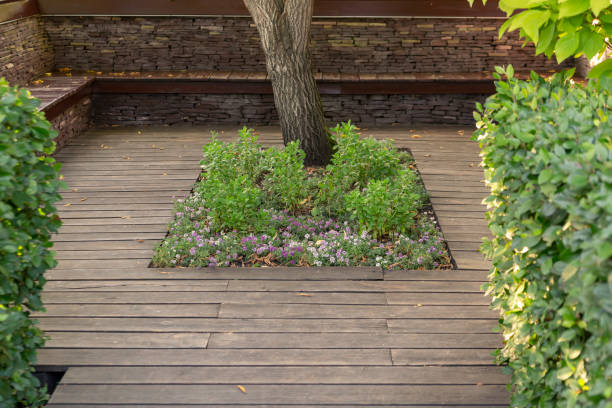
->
[136, 239, 145, 243]
[137, 130, 142, 134]
[71, 188, 79, 192]
[80, 197, 87, 202]
[411, 134, 422, 139]
[96, 71, 102, 75]
[59, 174, 64, 180]
[159, 147, 165, 150]
[123, 156, 131, 160]
[58, 67, 71, 73]
[121, 216, 132, 219]
[31, 79, 44, 85]
[237, 385, 246, 393]
[469, 163, 475, 168]
[423, 154, 431, 158]
[44, 72, 52, 77]
[152, 144, 157, 148]
[64, 203, 71, 207]
[297, 293, 313, 297]
[162, 173, 167, 176]
[476, 382, 484, 387]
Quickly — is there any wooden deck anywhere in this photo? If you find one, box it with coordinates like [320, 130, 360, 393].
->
[40, 126, 505, 407]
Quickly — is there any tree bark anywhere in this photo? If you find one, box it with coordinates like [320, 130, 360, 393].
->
[243, 0, 331, 166]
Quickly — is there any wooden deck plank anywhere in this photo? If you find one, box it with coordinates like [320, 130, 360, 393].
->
[42, 126, 503, 406]
[59, 365, 508, 385]
[48, 384, 508, 405]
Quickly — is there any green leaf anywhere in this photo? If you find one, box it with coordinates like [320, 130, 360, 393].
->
[559, 0, 591, 18]
[509, 10, 551, 43]
[587, 58, 612, 78]
[536, 22, 557, 55]
[590, 0, 610, 16]
[580, 29, 605, 59]
[555, 32, 580, 63]
[557, 367, 574, 381]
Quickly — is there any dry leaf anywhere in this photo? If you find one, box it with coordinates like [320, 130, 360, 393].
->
[64, 203, 71, 207]
[44, 72, 52, 77]
[58, 174, 64, 180]
[123, 156, 131, 160]
[237, 385, 246, 393]
[121, 216, 132, 219]
[162, 173, 167, 176]
[80, 197, 87, 202]
[469, 163, 475, 168]
[476, 382, 484, 387]
[297, 293, 313, 297]
[424, 154, 431, 158]
[96, 71, 102, 75]
[411, 134, 422, 139]
[137, 130, 142, 134]
[159, 147, 165, 150]
[58, 67, 71, 73]
[71, 188, 79, 192]
[136, 239, 145, 243]
[152, 144, 157, 148]
[31, 79, 44, 85]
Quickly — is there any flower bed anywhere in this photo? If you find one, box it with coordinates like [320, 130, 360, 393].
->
[152, 123, 451, 270]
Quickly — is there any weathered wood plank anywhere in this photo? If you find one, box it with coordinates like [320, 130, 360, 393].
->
[392, 348, 496, 366]
[41, 291, 389, 305]
[37, 348, 393, 367]
[228, 280, 484, 293]
[59, 365, 508, 385]
[218, 304, 497, 319]
[47, 384, 508, 405]
[44, 280, 229, 292]
[34, 304, 220, 318]
[37, 317, 388, 333]
[45, 332, 211, 348]
[208, 332, 501, 349]
[388, 319, 497, 333]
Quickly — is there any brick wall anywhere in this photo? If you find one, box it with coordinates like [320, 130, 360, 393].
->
[50, 96, 92, 151]
[0, 16, 54, 85]
[45, 16, 571, 74]
[92, 93, 485, 127]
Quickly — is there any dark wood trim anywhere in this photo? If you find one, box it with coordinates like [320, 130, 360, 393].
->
[37, 0, 503, 18]
[93, 78, 494, 95]
[42, 82, 93, 120]
[0, 0, 39, 24]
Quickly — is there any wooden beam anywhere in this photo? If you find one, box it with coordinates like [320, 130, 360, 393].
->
[0, 0, 39, 24]
[37, 0, 503, 18]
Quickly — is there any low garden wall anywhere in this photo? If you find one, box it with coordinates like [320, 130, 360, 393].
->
[49, 96, 92, 150]
[45, 16, 569, 74]
[92, 93, 487, 127]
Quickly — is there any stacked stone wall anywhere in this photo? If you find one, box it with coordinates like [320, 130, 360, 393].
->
[0, 16, 54, 85]
[92, 93, 485, 127]
[45, 16, 572, 73]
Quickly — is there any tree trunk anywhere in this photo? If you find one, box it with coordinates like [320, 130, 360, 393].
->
[243, 0, 331, 166]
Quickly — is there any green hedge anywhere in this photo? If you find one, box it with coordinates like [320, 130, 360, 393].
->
[0, 78, 63, 406]
[475, 67, 612, 407]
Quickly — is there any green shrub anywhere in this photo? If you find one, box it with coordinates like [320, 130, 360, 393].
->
[0, 78, 63, 406]
[344, 170, 424, 239]
[316, 121, 404, 216]
[475, 67, 612, 407]
[262, 141, 308, 211]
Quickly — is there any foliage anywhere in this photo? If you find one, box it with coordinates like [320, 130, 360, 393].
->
[468, 0, 612, 79]
[474, 67, 612, 407]
[315, 121, 408, 217]
[153, 123, 450, 270]
[262, 141, 308, 211]
[0, 78, 63, 406]
[344, 170, 424, 239]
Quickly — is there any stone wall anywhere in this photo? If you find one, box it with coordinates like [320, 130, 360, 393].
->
[0, 16, 54, 85]
[50, 96, 92, 151]
[45, 16, 572, 74]
[92, 93, 485, 127]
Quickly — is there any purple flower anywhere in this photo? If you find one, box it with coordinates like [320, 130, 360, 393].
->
[189, 247, 196, 255]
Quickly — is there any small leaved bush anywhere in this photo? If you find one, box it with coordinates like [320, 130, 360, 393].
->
[475, 67, 612, 407]
[0, 78, 63, 406]
[152, 123, 450, 270]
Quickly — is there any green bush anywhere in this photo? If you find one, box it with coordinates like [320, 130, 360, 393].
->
[475, 67, 612, 407]
[262, 141, 308, 211]
[0, 79, 63, 406]
[316, 121, 406, 216]
[344, 170, 424, 239]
